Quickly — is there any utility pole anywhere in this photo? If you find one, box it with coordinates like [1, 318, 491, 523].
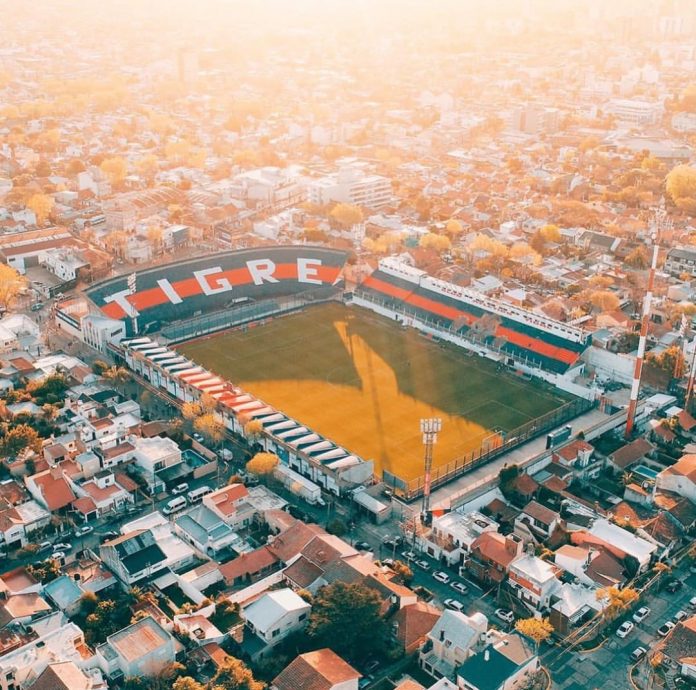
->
[420, 418, 441, 522]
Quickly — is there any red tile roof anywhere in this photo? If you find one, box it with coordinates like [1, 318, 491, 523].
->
[218, 546, 278, 584]
[273, 649, 360, 690]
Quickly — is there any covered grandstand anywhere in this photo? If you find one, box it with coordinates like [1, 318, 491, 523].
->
[355, 257, 591, 379]
[86, 246, 348, 336]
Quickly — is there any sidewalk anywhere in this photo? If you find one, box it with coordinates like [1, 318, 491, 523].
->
[430, 406, 610, 510]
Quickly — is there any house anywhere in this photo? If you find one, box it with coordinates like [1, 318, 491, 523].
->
[174, 505, 239, 556]
[419, 511, 498, 567]
[420, 610, 488, 680]
[71, 470, 135, 517]
[549, 581, 605, 636]
[392, 602, 441, 655]
[554, 544, 627, 588]
[465, 533, 523, 586]
[606, 438, 655, 474]
[43, 575, 88, 616]
[0, 592, 52, 625]
[99, 529, 168, 585]
[241, 588, 311, 658]
[507, 554, 561, 613]
[552, 439, 602, 481]
[98, 615, 181, 679]
[132, 436, 183, 494]
[203, 483, 255, 529]
[456, 633, 539, 690]
[656, 454, 696, 503]
[218, 546, 280, 587]
[514, 501, 561, 543]
[25, 467, 76, 512]
[272, 648, 361, 690]
[654, 616, 696, 681]
[0, 500, 50, 550]
[25, 662, 99, 690]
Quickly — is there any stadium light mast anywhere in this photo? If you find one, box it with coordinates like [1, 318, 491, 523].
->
[420, 417, 441, 521]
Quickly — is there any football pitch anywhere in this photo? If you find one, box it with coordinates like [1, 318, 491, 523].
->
[177, 303, 571, 481]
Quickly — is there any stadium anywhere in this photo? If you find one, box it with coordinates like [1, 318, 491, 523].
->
[71, 246, 594, 499]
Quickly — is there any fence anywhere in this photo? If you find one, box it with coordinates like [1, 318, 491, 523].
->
[384, 384, 594, 503]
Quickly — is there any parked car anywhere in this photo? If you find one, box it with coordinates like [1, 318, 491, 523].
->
[633, 607, 651, 624]
[192, 432, 204, 443]
[415, 559, 431, 571]
[657, 621, 676, 637]
[433, 570, 451, 584]
[38, 541, 52, 552]
[665, 579, 683, 593]
[443, 598, 465, 613]
[99, 532, 118, 542]
[450, 581, 469, 595]
[616, 621, 634, 638]
[364, 660, 379, 675]
[74, 525, 93, 536]
[689, 596, 696, 610]
[50, 551, 65, 562]
[401, 550, 416, 561]
[495, 609, 515, 624]
[30, 302, 43, 312]
[172, 483, 189, 495]
[355, 541, 372, 552]
[630, 647, 647, 662]
[673, 610, 688, 623]
[52, 542, 71, 552]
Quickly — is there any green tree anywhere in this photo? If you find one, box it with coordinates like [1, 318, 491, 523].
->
[308, 581, 389, 665]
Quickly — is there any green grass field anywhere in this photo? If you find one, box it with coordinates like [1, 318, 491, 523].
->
[178, 303, 570, 481]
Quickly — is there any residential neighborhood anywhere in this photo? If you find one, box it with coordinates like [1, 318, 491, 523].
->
[0, 2, 696, 690]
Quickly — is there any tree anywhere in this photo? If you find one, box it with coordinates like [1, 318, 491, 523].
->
[244, 419, 263, 440]
[1, 424, 42, 456]
[308, 581, 389, 664]
[136, 154, 159, 182]
[92, 359, 109, 375]
[596, 586, 639, 620]
[419, 233, 451, 252]
[26, 193, 54, 225]
[515, 617, 554, 650]
[193, 413, 224, 447]
[509, 242, 541, 265]
[172, 679, 206, 690]
[182, 401, 203, 420]
[647, 345, 685, 377]
[666, 165, 696, 205]
[0, 263, 27, 311]
[330, 203, 363, 228]
[390, 560, 413, 585]
[590, 290, 620, 312]
[445, 219, 464, 237]
[199, 393, 217, 412]
[539, 224, 561, 243]
[326, 518, 346, 536]
[210, 656, 264, 690]
[103, 366, 130, 393]
[246, 452, 279, 477]
[625, 246, 648, 269]
[100, 157, 128, 186]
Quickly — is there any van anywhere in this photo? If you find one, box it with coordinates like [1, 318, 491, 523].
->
[162, 496, 187, 515]
[187, 486, 212, 504]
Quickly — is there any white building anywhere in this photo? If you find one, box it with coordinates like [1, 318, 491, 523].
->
[132, 436, 183, 494]
[606, 98, 663, 124]
[308, 164, 391, 209]
[242, 588, 311, 651]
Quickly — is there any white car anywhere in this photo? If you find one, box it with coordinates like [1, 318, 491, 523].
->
[495, 609, 515, 624]
[657, 621, 675, 637]
[172, 483, 189, 495]
[75, 525, 93, 536]
[450, 581, 469, 595]
[674, 610, 688, 623]
[433, 570, 451, 584]
[616, 621, 634, 638]
[443, 598, 465, 613]
[633, 607, 651, 624]
[50, 551, 65, 562]
[689, 596, 696, 610]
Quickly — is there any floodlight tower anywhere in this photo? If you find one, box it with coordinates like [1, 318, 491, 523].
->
[420, 418, 441, 520]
